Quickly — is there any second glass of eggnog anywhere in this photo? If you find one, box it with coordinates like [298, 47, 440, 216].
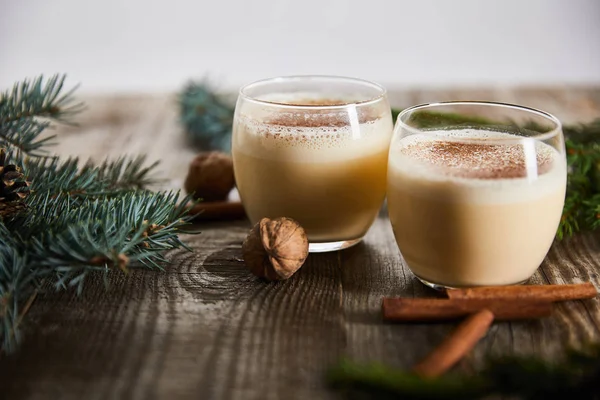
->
[233, 76, 393, 252]
[388, 102, 567, 288]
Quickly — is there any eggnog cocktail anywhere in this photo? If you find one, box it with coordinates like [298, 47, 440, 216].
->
[233, 76, 393, 252]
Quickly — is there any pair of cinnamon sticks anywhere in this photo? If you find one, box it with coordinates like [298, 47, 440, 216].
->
[382, 282, 598, 378]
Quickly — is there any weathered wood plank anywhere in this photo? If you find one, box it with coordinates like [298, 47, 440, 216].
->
[1, 87, 600, 400]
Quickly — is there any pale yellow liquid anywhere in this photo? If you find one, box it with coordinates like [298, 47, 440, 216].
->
[233, 113, 392, 242]
[387, 131, 567, 287]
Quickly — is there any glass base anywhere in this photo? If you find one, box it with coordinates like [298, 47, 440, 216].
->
[414, 274, 531, 291]
[309, 237, 363, 253]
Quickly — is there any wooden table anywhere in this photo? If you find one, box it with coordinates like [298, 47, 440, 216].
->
[2, 88, 600, 399]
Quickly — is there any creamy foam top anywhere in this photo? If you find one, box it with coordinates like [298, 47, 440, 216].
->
[388, 130, 567, 203]
[395, 130, 559, 179]
[234, 106, 392, 160]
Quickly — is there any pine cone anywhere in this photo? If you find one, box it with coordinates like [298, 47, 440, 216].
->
[0, 149, 30, 218]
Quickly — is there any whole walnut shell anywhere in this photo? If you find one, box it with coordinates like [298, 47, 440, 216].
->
[184, 152, 235, 201]
[242, 217, 309, 281]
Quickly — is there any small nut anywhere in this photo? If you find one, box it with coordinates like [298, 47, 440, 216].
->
[242, 217, 309, 281]
[184, 151, 235, 201]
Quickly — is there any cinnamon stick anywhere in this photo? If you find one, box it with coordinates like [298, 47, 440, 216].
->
[188, 201, 246, 221]
[382, 298, 552, 321]
[446, 283, 598, 302]
[413, 309, 494, 378]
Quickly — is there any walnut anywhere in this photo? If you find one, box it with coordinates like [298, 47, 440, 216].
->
[184, 152, 235, 201]
[242, 217, 309, 281]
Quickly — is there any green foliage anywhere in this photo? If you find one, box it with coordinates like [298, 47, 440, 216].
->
[328, 359, 486, 400]
[0, 227, 37, 350]
[0, 75, 84, 157]
[179, 80, 234, 152]
[0, 75, 195, 353]
[22, 154, 161, 196]
[557, 120, 600, 239]
[328, 344, 600, 399]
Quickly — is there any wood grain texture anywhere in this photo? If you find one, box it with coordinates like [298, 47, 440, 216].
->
[1, 87, 600, 400]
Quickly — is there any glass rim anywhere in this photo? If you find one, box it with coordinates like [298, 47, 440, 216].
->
[238, 75, 388, 110]
[396, 101, 563, 143]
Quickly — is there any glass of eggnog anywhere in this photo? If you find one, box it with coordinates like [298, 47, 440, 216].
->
[233, 76, 393, 252]
[388, 102, 567, 289]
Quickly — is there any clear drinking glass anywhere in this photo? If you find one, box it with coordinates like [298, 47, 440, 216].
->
[232, 76, 393, 252]
[387, 102, 567, 289]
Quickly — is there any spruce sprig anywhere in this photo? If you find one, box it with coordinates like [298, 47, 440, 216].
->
[557, 120, 600, 239]
[327, 344, 600, 399]
[0, 75, 195, 353]
[0, 74, 83, 124]
[22, 154, 161, 197]
[178, 80, 234, 152]
[0, 75, 84, 157]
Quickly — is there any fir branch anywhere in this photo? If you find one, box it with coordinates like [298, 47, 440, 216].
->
[23, 191, 193, 290]
[557, 121, 600, 239]
[178, 80, 235, 152]
[0, 74, 83, 124]
[0, 75, 196, 353]
[24, 156, 100, 196]
[328, 344, 600, 399]
[9, 190, 191, 258]
[1, 188, 194, 352]
[564, 119, 600, 145]
[0, 74, 83, 158]
[0, 226, 38, 353]
[0, 119, 55, 157]
[20, 154, 161, 199]
[328, 359, 485, 400]
[94, 155, 161, 190]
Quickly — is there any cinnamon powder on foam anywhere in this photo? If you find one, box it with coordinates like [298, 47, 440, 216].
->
[400, 140, 556, 179]
[242, 101, 383, 150]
